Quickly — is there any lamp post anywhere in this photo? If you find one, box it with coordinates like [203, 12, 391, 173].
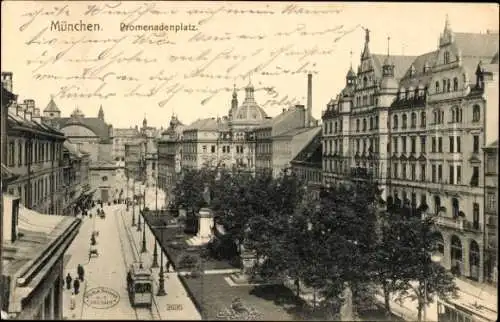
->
[157, 227, 166, 296]
[423, 253, 442, 321]
[137, 185, 142, 232]
[132, 179, 136, 226]
[141, 185, 147, 253]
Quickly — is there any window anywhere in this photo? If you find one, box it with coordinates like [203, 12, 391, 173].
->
[457, 165, 461, 184]
[473, 204, 480, 229]
[393, 115, 398, 129]
[411, 164, 416, 181]
[356, 119, 360, 132]
[449, 165, 454, 184]
[393, 164, 398, 178]
[420, 136, 426, 154]
[356, 140, 360, 153]
[8, 142, 15, 166]
[411, 137, 416, 154]
[393, 138, 398, 153]
[452, 198, 459, 218]
[453, 77, 458, 91]
[444, 51, 450, 64]
[433, 111, 438, 124]
[457, 137, 461, 153]
[25, 143, 29, 165]
[487, 192, 496, 211]
[362, 119, 367, 131]
[438, 137, 443, 152]
[211, 145, 215, 153]
[432, 137, 436, 153]
[449, 136, 454, 153]
[402, 163, 407, 179]
[202, 145, 207, 153]
[17, 142, 22, 166]
[473, 135, 479, 153]
[435, 81, 440, 93]
[411, 112, 417, 128]
[222, 146, 226, 153]
[421, 164, 426, 181]
[369, 118, 373, 130]
[402, 136, 407, 153]
[402, 114, 407, 129]
[438, 165, 443, 181]
[471, 166, 479, 187]
[487, 156, 497, 173]
[472, 105, 480, 122]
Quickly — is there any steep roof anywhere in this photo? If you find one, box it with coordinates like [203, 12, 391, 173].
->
[399, 51, 438, 88]
[291, 130, 322, 166]
[372, 54, 418, 80]
[454, 32, 499, 58]
[184, 118, 219, 131]
[8, 111, 64, 137]
[44, 97, 60, 112]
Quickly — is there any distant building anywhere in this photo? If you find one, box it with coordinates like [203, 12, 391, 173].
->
[483, 140, 498, 285]
[112, 126, 142, 164]
[290, 130, 323, 199]
[157, 114, 184, 196]
[61, 141, 92, 215]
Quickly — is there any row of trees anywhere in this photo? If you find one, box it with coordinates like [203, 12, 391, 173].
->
[172, 167, 457, 320]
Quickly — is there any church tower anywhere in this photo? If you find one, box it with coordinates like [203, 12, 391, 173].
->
[98, 105, 104, 121]
[228, 84, 238, 118]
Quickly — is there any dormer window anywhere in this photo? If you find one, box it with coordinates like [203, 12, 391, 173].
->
[409, 65, 416, 77]
[423, 62, 430, 73]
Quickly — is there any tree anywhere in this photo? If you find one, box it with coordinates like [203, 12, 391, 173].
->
[393, 206, 458, 321]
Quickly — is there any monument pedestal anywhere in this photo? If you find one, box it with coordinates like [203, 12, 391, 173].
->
[186, 208, 214, 246]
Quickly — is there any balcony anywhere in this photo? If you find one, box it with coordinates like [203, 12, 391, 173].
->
[436, 216, 482, 233]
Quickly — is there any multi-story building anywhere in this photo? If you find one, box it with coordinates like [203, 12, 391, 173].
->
[181, 82, 268, 171]
[483, 140, 498, 285]
[111, 126, 142, 163]
[322, 19, 499, 285]
[290, 130, 323, 199]
[2, 73, 67, 215]
[157, 114, 184, 194]
[125, 143, 145, 183]
[1, 79, 81, 320]
[61, 141, 92, 215]
[43, 103, 113, 164]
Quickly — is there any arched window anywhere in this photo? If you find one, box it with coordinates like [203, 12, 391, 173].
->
[363, 76, 368, 88]
[393, 115, 398, 129]
[363, 119, 367, 131]
[451, 235, 463, 267]
[402, 114, 408, 129]
[452, 198, 459, 218]
[356, 119, 360, 132]
[470, 240, 480, 280]
[435, 81, 440, 93]
[420, 112, 426, 127]
[453, 77, 459, 91]
[411, 112, 417, 128]
[472, 105, 480, 122]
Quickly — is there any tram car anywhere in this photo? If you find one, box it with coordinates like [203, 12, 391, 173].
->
[127, 262, 153, 307]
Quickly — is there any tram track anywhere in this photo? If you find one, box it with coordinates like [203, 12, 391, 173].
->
[116, 207, 161, 320]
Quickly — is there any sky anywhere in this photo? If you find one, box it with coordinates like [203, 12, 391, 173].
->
[1, 1, 498, 129]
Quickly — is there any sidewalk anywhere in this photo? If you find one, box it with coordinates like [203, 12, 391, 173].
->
[124, 204, 201, 320]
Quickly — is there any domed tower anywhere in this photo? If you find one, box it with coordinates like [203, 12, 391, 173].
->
[98, 105, 104, 121]
[379, 37, 399, 105]
[231, 78, 268, 127]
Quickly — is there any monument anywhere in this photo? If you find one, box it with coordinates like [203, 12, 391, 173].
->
[186, 184, 214, 246]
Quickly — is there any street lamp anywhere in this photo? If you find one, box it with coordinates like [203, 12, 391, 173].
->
[132, 179, 136, 226]
[141, 184, 147, 253]
[137, 185, 142, 232]
[157, 227, 166, 296]
[423, 252, 442, 321]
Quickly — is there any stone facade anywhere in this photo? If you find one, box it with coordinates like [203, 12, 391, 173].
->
[321, 19, 499, 284]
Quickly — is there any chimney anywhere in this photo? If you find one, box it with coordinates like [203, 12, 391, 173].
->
[306, 73, 312, 127]
[24, 99, 35, 113]
[24, 110, 32, 121]
[1, 71, 13, 92]
[16, 103, 25, 116]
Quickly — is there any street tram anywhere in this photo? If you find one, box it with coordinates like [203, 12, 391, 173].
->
[127, 262, 153, 307]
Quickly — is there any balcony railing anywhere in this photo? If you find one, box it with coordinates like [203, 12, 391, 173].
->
[436, 216, 482, 232]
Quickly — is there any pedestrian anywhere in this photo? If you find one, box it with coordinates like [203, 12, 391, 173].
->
[70, 292, 76, 310]
[65, 273, 72, 290]
[77, 264, 85, 281]
[73, 278, 80, 295]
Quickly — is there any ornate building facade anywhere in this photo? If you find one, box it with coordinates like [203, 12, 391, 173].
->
[322, 20, 499, 285]
[157, 114, 184, 197]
